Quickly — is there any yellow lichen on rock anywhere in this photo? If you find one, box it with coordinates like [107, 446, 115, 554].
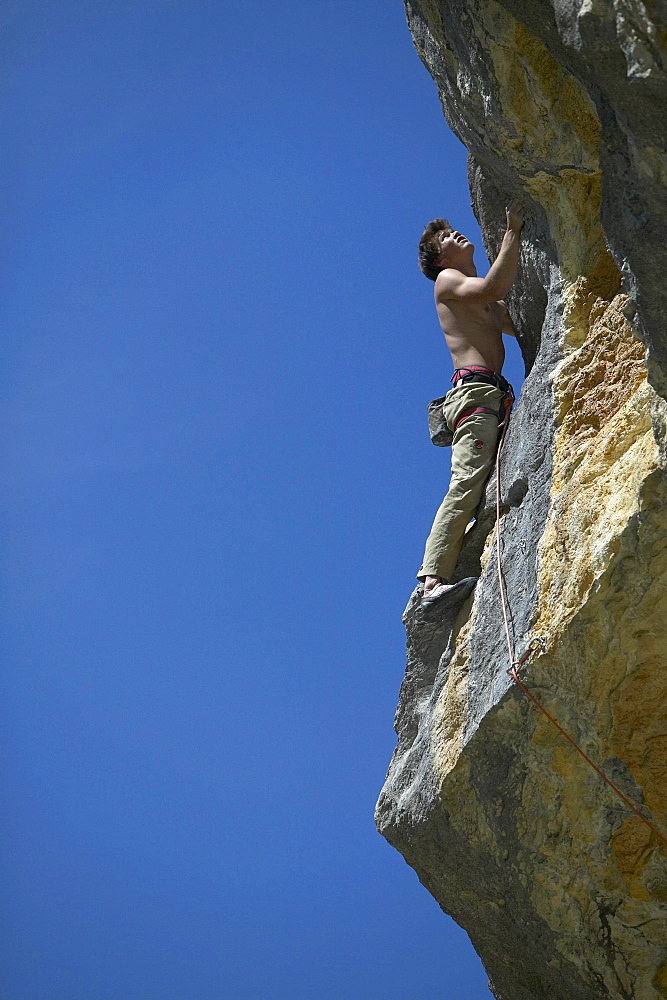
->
[534, 276, 658, 640]
[522, 479, 667, 994]
[516, 263, 667, 993]
[428, 601, 476, 775]
[653, 960, 667, 998]
[488, 20, 600, 176]
[609, 615, 667, 864]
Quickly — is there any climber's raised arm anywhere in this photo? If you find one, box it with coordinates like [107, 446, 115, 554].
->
[436, 203, 524, 304]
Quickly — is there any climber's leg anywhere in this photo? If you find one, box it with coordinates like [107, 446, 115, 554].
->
[419, 408, 501, 582]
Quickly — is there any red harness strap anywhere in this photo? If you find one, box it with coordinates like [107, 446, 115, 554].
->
[454, 405, 498, 431]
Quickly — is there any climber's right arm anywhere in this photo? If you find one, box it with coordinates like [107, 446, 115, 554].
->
[436, 203, 524, 305]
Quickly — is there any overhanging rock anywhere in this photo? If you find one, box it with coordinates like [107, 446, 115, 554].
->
[376, 2, 667, 998]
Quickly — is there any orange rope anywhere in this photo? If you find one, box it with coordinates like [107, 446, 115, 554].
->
[494, 397, 667, 849]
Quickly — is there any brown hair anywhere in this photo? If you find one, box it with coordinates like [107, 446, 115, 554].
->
[418, 218, 452, 281]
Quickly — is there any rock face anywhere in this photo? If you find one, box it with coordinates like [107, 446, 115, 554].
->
[375, 2, 667, 998]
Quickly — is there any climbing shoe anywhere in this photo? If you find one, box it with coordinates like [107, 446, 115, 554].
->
[419, 577, 478, 612]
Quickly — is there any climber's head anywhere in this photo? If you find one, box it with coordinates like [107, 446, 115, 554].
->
[419, 219, 474, 280]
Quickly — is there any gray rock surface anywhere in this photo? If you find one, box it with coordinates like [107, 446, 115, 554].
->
[377, 2, 667, 997]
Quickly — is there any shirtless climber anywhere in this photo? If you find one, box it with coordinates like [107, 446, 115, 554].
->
[417, 202, 524, 610]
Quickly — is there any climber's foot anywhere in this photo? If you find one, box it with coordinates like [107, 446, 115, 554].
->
[422, 575, 445, 598]
[420, 576, 478, 611]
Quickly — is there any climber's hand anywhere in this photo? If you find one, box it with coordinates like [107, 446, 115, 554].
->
[506, 201, 524, 233]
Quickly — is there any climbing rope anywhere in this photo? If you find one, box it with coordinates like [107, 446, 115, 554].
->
[494, 395, 667, 849]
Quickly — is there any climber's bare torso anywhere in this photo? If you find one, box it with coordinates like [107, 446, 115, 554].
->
[429, 211, 522, 374]
[436, 290, 511, 373]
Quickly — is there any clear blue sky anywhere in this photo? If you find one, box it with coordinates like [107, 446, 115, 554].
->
[1, 3, 525, 998]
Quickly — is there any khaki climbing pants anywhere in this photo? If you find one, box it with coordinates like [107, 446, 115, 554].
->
[418, 380, 508, 582]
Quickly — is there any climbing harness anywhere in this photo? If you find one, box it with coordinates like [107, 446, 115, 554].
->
[452, 367, 514, 432]
[428, 367, 513, 447]
[451, 365, 512, 392]
[494, 396, 667, 849]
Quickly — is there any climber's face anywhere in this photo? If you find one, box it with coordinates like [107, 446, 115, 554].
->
[434, 229, 475, 268]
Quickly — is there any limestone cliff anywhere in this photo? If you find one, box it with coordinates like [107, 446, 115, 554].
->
[376, 2, 667, 998]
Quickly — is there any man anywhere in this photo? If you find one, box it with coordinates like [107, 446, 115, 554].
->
[417, 203, 524, 610]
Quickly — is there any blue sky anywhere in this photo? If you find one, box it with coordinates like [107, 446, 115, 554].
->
[1, 3, 525, 998]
